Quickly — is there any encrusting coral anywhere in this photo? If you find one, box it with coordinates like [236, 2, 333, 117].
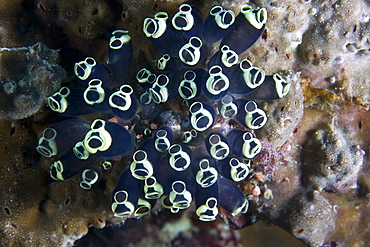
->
[0, 43, 66, 120]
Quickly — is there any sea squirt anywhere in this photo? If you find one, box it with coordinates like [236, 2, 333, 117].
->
[36, 3, 290, 222]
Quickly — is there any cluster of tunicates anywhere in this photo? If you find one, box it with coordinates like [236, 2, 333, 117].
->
[36, 3, 290, 221]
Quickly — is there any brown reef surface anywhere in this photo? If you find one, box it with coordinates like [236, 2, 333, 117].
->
[0, 0, 370, 247]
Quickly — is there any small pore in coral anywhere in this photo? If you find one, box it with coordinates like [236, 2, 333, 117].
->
[4, 207, 11, 215]
[353, 24, 358, 32]
[121, 12, 127, 20]
[262, 29, 268, 40]
[64, 197, 71, 206]
[10, 125, 16, 136]
[38, 3, 46, 13]
[91, 9, 98, 16]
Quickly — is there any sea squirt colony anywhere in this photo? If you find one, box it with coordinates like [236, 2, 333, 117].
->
[36, 3, 290, 221]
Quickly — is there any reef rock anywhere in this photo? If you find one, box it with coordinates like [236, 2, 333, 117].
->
[0, 43, 66, 120]
[302, 123, 365, 192]
[280, 190, 336, 247]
